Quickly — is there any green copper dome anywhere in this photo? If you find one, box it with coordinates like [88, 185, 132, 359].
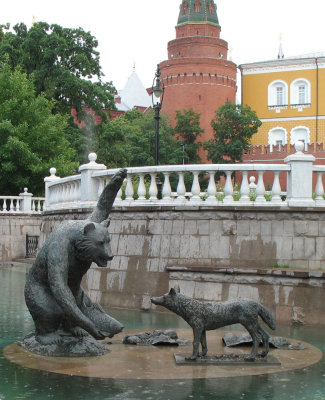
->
[177, 0, 219, 26]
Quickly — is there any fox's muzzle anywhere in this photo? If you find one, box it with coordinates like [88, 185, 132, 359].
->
[151, 296, 164, 306]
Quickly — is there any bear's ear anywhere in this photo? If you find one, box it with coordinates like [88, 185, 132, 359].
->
[84, 222, 96, 235]
[101, 219, 110, 228]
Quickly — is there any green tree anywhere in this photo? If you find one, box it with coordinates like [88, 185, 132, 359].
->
[174, 108, 203, 163]
[0, 22, 116, 118]
[95, 109, 183, 168]
[0, 61, 77, 195]
[204, 101, 262, 163]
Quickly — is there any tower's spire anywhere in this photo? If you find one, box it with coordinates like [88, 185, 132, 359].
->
[177, 0, 219, 27]
[278, 34, 284, 59]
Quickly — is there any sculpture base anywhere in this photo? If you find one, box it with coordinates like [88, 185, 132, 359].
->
[20, 332, 109, 357]
[174, 353, 281, 366]
[4, 329, 322, 379]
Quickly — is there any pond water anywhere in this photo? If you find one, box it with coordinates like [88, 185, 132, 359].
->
[0, 265, 325, 400]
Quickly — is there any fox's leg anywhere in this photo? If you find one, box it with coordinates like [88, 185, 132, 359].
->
[200, 330, 207, 357]
[244, 323, 259, 361]
[257, 323, 270, 357]
[186, 327, 202, 360]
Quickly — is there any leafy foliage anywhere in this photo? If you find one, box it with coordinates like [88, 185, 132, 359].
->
[174, 108, 203, 163]
[95, 109, 183, 168]
[0, 22, 116, 117]
[204, 101, 262, 163]
[0, 61, 77, 195]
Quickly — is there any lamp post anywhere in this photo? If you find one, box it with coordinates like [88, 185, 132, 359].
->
[152, 64, 164, 166]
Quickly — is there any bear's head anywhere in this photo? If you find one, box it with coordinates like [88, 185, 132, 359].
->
[75, 222, 113, 268]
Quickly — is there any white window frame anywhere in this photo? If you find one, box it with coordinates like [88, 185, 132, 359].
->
[290, 78, 311, 106]
[268, 80, 288, 108]
[268, 127, 287, 152]
[290, 126, 310, 151]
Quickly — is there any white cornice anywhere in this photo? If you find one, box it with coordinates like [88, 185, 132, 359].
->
[261, 115, 325, 122]
[240, 58, 325, 75]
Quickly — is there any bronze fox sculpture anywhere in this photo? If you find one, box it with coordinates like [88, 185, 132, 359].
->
[151, 286, 276, 361]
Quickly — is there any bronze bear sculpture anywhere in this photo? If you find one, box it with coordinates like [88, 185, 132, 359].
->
[24, 169, 126, 349]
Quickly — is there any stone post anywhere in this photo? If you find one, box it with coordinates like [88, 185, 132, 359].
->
[78, 153, 106, 203]
[19, 188, 33, 212]
[284, 141, 315, 207]
[44, 168, 60, 209]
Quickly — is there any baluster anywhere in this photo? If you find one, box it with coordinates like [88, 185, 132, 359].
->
[223, 170, 234, 203]
[271, 171, 282, 204]
[206, 170, 217, 202]
[137, 173, 147, 201]
[97, 178, 105, 199]
[115, 187, 122, 203]
[3, 198, 8, 212]
[315, 171, 325, 205]
[176, 171, 186, 202]
[10, 199, 15, 212]
[125, 173, 134, 202]
[31, 199, 36, 212]
[76, 181, 81, 201]
[149, 173, 158, 201]
[255, 170, 266, 204]
[190, 171, 201, 202]
[239, 170, 250, 203]
[162, 172, 172, 202]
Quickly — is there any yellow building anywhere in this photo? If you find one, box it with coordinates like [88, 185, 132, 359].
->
[239, 52, 325, 151]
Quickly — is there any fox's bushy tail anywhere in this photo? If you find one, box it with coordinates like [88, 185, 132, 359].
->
[258, 304, 276, 330]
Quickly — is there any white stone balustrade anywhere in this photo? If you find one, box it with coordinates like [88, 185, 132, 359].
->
[44, 141, 325, 211]
[0, 188, 44, 214]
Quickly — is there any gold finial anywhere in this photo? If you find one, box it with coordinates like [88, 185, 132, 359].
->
[32, 16, 36, 26]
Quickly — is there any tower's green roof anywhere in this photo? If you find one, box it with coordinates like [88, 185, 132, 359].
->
[177, 0, 219, 26]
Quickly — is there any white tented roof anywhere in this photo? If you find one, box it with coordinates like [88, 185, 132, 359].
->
[116, 70, 152, 111]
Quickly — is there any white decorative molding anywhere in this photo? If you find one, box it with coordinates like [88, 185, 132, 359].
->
[290, 126, 311, 150]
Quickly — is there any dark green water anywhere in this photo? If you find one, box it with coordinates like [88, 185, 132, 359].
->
[1, 266, 325, 400]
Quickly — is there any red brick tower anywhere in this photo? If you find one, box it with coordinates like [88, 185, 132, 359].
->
[160, 0, 237, 158]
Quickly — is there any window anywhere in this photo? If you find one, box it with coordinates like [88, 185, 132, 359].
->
[268, 80, 288, 108]
[208, 1, 215, 14]
[182, 1, 188, 15]
[290, 79, 310, 105]
[290, 127, 310, 150]
[299, 85, 306, 104]
[268, 128, 287, 152]
[276, 87, 284, 106]
[195, 0, 201, 12]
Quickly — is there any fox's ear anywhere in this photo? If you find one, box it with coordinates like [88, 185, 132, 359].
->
[174, 284, 180, 293]
[169, 287, 177, 296]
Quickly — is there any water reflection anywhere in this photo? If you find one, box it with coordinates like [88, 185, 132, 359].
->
[0, 266, 324, 400]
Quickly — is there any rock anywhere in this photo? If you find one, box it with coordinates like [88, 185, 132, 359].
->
[20, 331, 109, 357]
[222, 333, 305, 350]
[122, 330, 191, 346]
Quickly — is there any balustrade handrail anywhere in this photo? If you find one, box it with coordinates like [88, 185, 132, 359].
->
[92, 163, 290, 178]
[47, 174, 81, 188]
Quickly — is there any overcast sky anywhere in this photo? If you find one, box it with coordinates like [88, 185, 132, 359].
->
[2, 0, 325, 91]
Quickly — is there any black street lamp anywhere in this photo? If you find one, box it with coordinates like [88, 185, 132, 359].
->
[152, 64, 164, 166]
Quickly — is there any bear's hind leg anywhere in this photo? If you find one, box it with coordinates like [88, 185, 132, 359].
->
[25, 277, 63, 345]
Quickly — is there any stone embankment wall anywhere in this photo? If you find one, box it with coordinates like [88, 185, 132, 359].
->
[0, 214, 42, 262]
[41, 207, 325, 325]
